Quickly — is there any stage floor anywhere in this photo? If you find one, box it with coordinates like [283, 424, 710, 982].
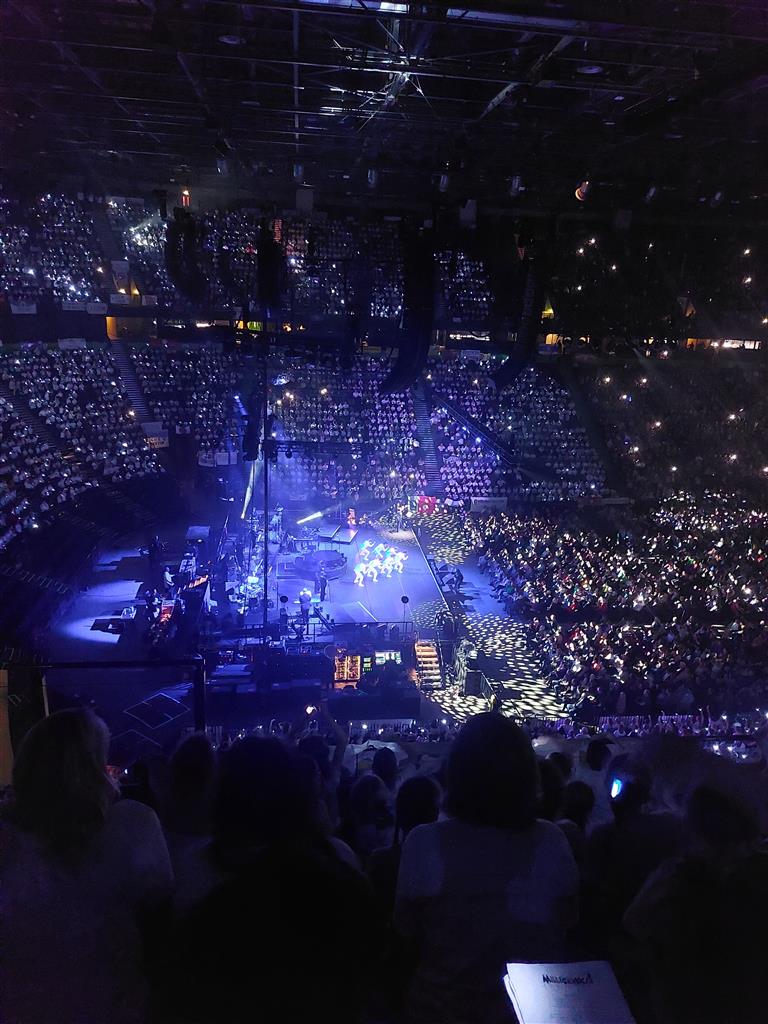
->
[272, 525, 445, 630]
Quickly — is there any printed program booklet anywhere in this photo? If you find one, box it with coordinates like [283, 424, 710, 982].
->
[503, 960, 635, 1024]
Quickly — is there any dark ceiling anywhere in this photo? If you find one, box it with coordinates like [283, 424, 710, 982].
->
[3, 1, 768, 215]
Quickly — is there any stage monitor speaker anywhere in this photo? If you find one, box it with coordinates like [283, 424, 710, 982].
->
[463, 669, 483, 696]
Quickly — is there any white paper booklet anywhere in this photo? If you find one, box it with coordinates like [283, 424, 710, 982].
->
[504, 960, 635, 1024]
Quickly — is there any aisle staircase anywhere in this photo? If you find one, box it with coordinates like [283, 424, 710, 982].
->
[415, 639, 442, 690]
[0, 381, 74, 455]
[111, 341, 152, 422]
[410, 384, 444, 496]
[91, 204, 125, 264]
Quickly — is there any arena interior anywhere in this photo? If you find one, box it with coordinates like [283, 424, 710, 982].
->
[3, 4, 768, 1023]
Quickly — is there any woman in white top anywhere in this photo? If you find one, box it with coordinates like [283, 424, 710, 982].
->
[396, 713, 579, 1024]
[0, 709, 173, 1024]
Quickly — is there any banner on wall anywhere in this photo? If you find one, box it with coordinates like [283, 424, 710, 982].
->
[10, 303, 36, 315]
[198, 452, 215, 467]
[146, 432, 169, 450]
[61, 301, 86, 311]
[86, 302, 108, 315]
[141, 295, 158, 307]
[58, 338, 87, 350]
[110, 293, 131, 305]
[215, 451, 237, 466]
[470, 496, 508, 512]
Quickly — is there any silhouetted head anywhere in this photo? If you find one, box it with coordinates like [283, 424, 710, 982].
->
[395, 775, 441, 839]
[170, 732, 216, 799]
[561, 780, 596, 831]
[297, 734, 332, 779]
[547, 750, 573, 780]
[585, 738, 613, 771]
[6, 708, 115, 857]
[446, 713, 539, 829]
[213, 737, 315, 853]
[686, 784, 760, 849]
[372, 747, 399, 789]
[348, 773, 391, 827]
[538, 757, 566, 821]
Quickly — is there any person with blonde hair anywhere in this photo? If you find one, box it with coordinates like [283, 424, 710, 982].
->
[1, 708, 173, 1024]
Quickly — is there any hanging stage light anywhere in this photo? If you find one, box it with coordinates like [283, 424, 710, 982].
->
[292, 162, 304, 183]
[508, 174, 523, 198]
[574, 180, 591, 202]
[367, 167, 379, 189]
[438, 169, 450, 193]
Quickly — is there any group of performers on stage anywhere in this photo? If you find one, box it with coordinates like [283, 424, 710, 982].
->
[353, 540, 408, 587]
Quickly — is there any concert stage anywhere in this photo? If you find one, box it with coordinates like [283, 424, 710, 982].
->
[272, 524, 445, 631]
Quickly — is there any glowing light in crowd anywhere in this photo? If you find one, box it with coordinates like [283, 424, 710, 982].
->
[574, 180, 590, 202]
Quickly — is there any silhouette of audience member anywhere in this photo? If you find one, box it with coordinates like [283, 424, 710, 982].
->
[340, 771, 395, 861]
[538, 756, 566, 821]
[160, 733, 217, 867]
[395, 713, 578, 1024]
[624, 783, 768, 1024]
[372, 745, 400, 793]
[583, 755, 682, 948]
[0, 709, 173, 1024]
[368, 775, 442, 912]
[556, 780, 596, 865]
[165, 737, 381, 1024]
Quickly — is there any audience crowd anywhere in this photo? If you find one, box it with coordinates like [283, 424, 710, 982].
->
[428, 357, 606, 501]
[0, 395, 92, 550]
[437, 249, 491, 320]
[469, 492, 768, 718]
[0, 346, 159, 481]
[3, 706, 767, 1024]
[581, 354, 768, 498]
[107, 199, 178, 306]
[130, 346, 240, 454]
[274, 353, 428, 501]
[0, 194, 109, 303]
